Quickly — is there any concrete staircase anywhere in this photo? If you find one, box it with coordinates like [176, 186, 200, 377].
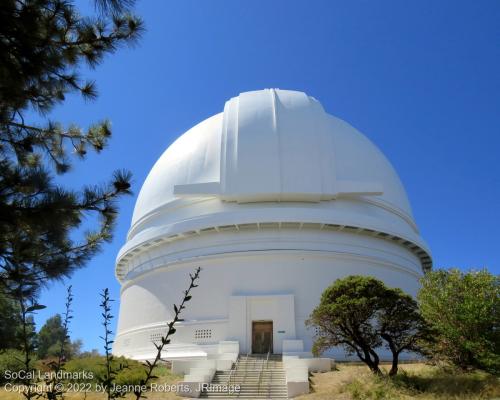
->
[199, 354, 288, 399]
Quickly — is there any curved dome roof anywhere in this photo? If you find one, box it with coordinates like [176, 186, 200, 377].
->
[118, 89, 431, 277]
[133, 89, 412, 224]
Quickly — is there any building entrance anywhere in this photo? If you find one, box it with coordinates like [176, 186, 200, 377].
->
[252, 321, 273, 354]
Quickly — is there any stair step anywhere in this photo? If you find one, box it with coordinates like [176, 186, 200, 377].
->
[200, 396, 288, 398]
[201, 355, 289, 399]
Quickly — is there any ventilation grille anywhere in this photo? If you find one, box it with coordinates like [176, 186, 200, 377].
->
[194, 329, 212, 340]
[150, 332, 165, 342]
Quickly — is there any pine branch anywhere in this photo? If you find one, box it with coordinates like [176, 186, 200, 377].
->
[0, 0, 142, 339]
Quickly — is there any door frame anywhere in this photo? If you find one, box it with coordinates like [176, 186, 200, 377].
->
[251, 320, 273, 354]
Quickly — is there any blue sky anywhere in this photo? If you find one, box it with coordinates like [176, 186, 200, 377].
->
[34, 0, 500, 351]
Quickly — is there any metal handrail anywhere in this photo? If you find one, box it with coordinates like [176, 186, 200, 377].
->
[257, 359, 264, 395]
[266, 348, 271, 398]
[227, 355, 239, 388]
[230, 352, 249, 398]
[257, 347, 271, 395]
[241, 352, 250, 398]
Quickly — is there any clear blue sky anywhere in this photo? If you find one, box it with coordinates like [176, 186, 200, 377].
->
[34, 0, 500, 351]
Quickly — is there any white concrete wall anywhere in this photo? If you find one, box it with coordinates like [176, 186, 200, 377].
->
[113, 229, 421, 359]
[286, 366, 310, 398]
[283, 357, 332, 372]
[226, 294, 295, 354]
[283, 340, 304, 353]
[113, 89, 431, 362]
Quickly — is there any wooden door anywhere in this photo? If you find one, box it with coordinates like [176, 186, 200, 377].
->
[252, 321, 273, 354]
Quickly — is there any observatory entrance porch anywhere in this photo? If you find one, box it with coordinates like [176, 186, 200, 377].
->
[252, 320, 273, 354]
[227, 294, 296, 354]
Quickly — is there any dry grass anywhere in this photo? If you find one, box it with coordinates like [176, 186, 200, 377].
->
[0, 365, 183, 400]
[2, 363, 499, 399]
[296, 363, 500, 400]
[0, 391, 183, 400]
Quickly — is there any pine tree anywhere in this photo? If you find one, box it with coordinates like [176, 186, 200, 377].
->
[0, 288, 21, 349]
[0, 0, 143, 300]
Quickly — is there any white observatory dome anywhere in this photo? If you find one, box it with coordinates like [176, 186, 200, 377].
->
[114, 89, 431, 361]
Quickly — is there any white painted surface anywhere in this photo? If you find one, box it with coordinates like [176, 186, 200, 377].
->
[286, 366, 309, 381]
[287, 381, 310, 398]
[286, 365, 310, 398]
[172, 357, 234, 375]
[179, 382, 201, 398]
[283, 340, 304, 353]
[188, 368, 215, 379]
[217, 341, 239, 354]
[227, 294, 295, 354]
[113, 89, 432, 361]
[284, 357, 331, 373]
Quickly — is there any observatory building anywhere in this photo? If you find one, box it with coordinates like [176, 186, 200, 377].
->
[113, 89, 431, 360]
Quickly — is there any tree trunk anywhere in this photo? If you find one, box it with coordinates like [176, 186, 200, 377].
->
[381, 334, 399, 376]
[369, 348, 382, 375]
[370, 363, 383, 375]
[363, 348, 382, 375]
[389, 352, 399, 376]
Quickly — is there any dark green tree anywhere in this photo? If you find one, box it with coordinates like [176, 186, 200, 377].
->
[37, 314, 66, 359]
[44, 339, 82, 360]
[37, 313, 81, 360]
[0, 5, 141, 395]
[0, 0, 143, 301]
[307, 275, 430, 376]
[0, 288, 20, 349]
[307, 276, 384, 374]
[418, 268, 500, 373]
[378, 287, 433, 376]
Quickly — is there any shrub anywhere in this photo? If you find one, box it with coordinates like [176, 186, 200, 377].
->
[418, 268, 500, 373]
[64, 355, 146, 385]
[0, 349, 27, 383]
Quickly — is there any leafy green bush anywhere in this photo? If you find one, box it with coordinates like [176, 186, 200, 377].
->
[64, 356, 103, 383]
[0, 349, 26, 383]
[418, 268, 500, 373]
[113, 363, 148, 386]
[64, 355, 145, 385]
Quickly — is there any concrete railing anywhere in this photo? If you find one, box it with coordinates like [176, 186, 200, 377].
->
[180, 367, 216, 398]
[285, 366, 309, 398]
[173, 341, 240, 398]
[172, 358, 234, 375]
[283, 356, 333, 372]
[282, 339, 335, 398]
